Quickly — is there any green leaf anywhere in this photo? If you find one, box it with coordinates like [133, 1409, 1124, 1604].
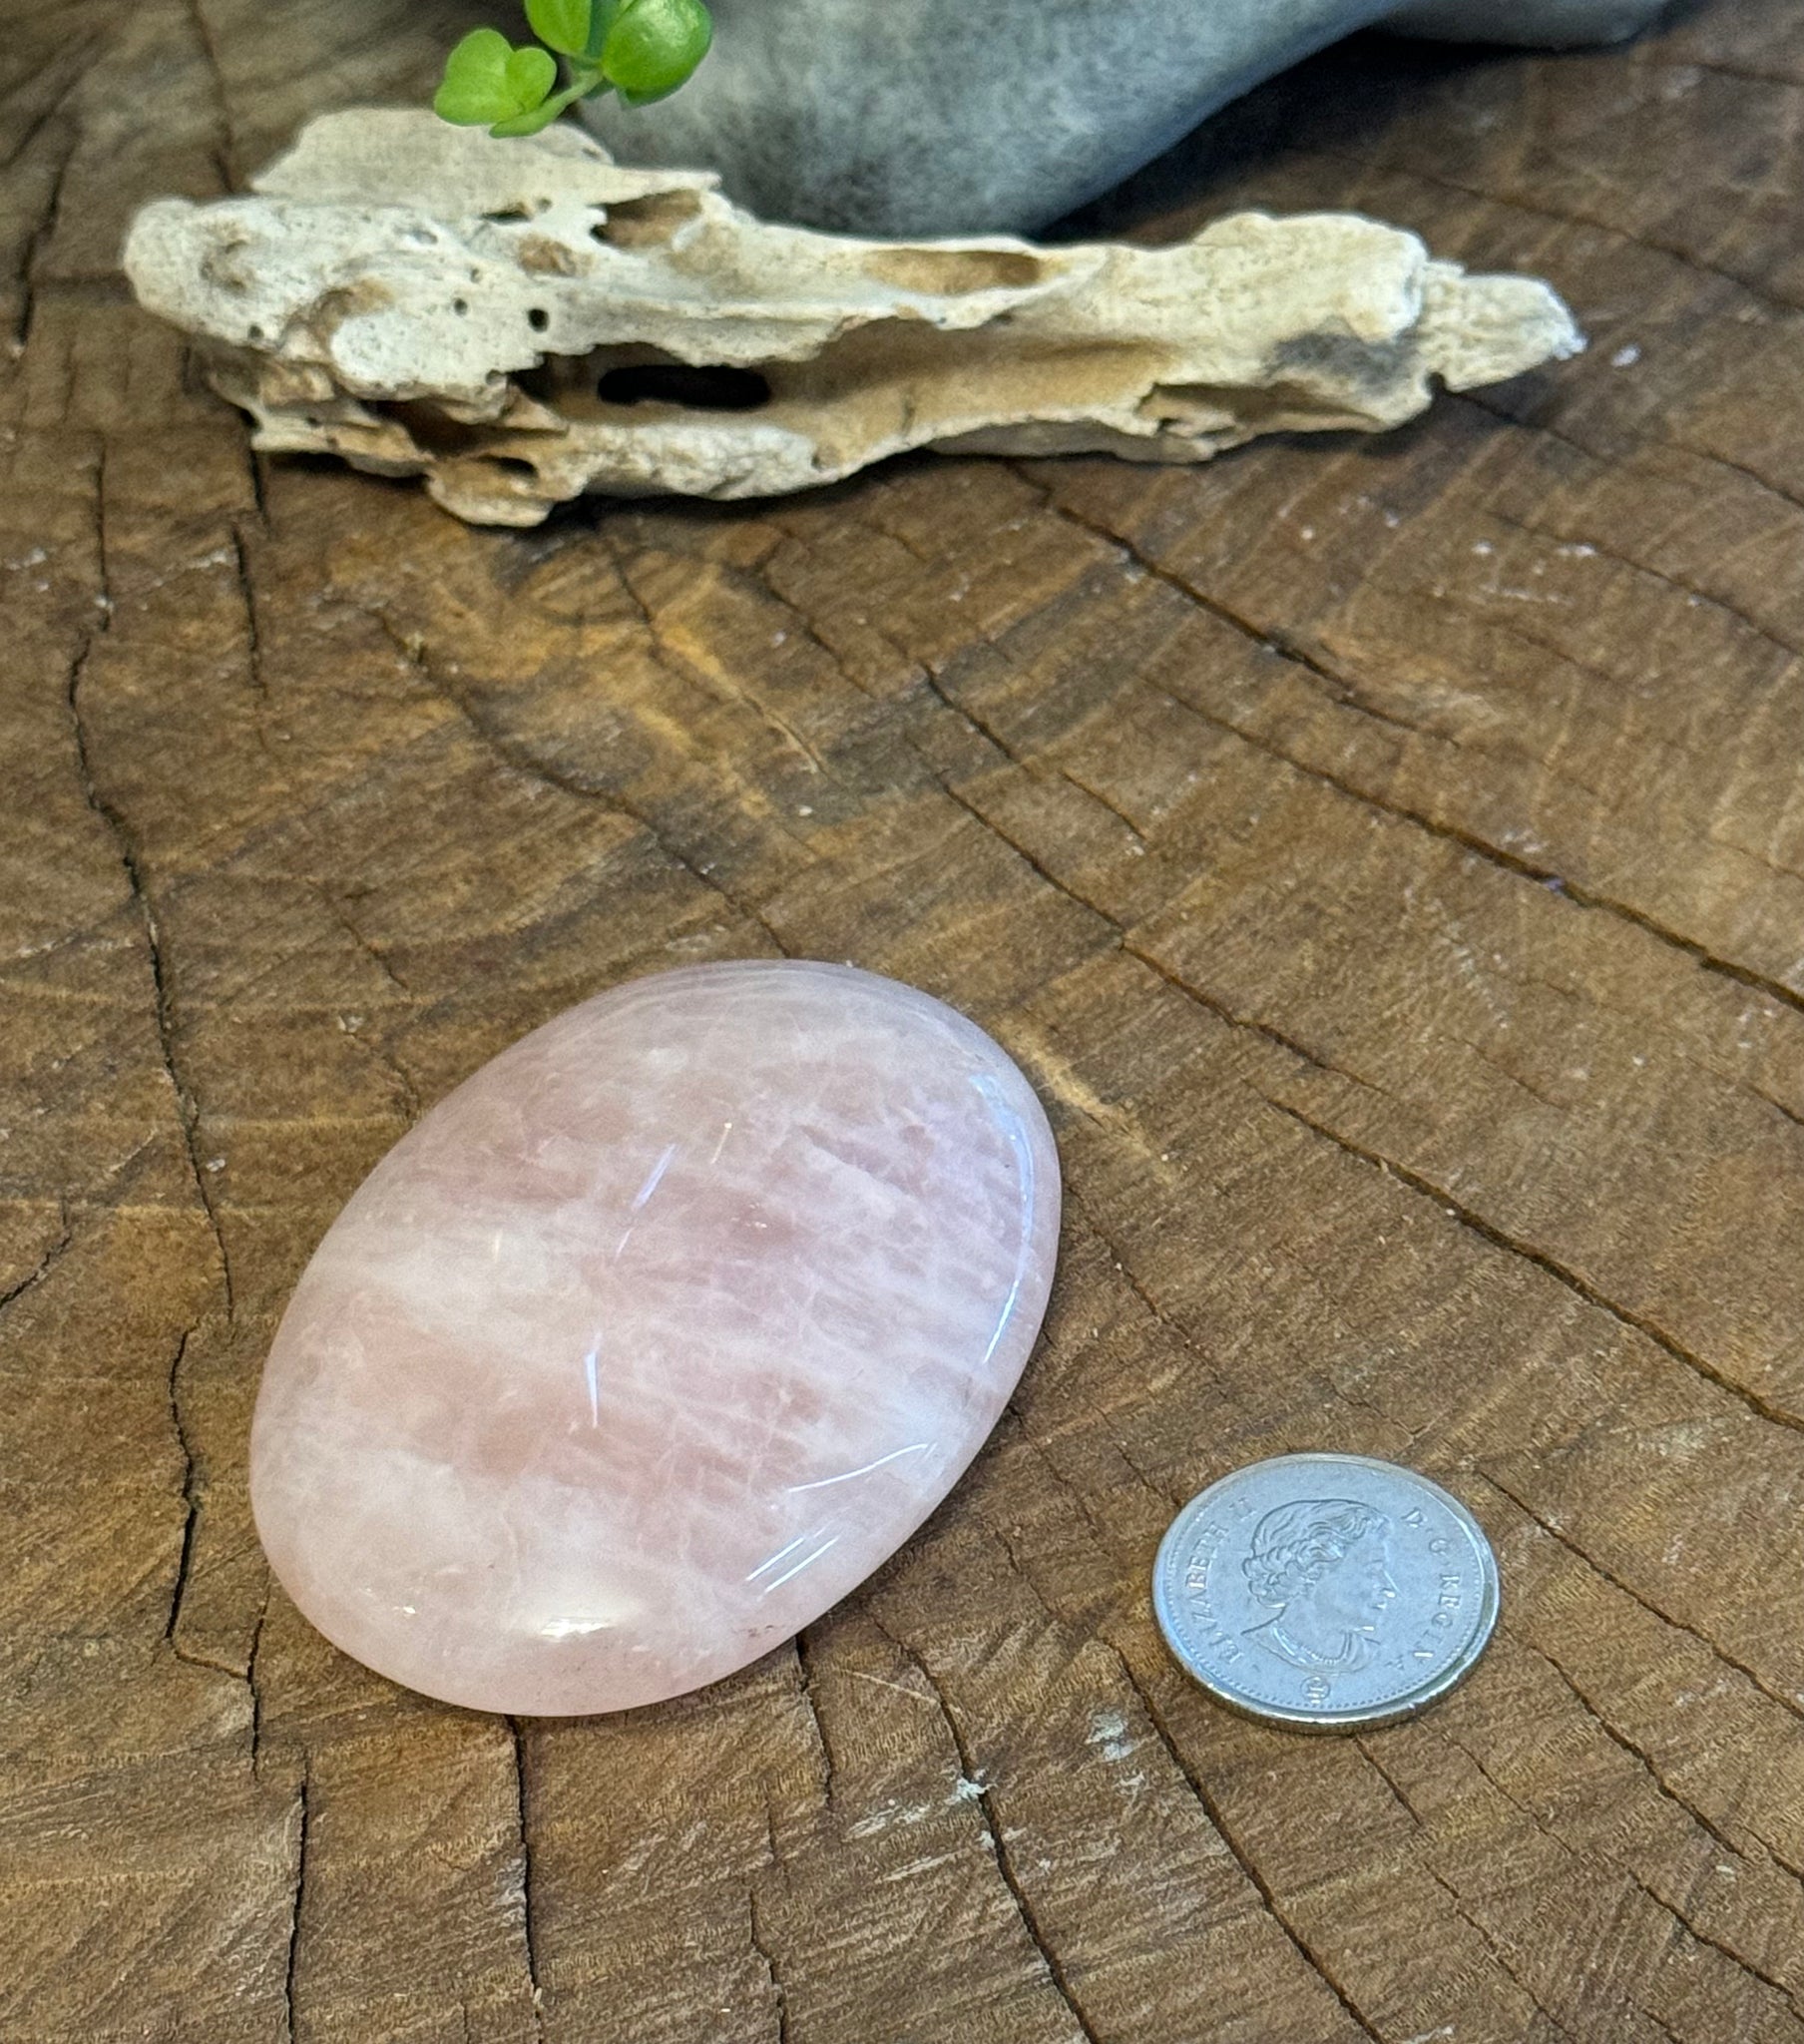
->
[434, 28, 520, 125]
[435, 29, 560, 128]
[525, 0, 592, 58]
[603, 0, 712, 106]
[504, 42, 559, 110]
[585, 0, 623, 59]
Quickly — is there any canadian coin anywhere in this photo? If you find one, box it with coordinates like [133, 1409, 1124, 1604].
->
[1152, 1452, 1500, 1731]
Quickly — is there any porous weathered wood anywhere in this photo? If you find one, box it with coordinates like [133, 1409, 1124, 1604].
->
[5, 4, 1804, 2041]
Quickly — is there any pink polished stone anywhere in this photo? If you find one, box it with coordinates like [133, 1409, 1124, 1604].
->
[250, 959, 1060, 1715]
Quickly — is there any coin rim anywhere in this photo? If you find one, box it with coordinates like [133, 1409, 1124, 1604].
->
[1151, 1451, 1501, 1733]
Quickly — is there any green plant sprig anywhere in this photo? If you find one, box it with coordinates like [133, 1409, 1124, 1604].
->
[435, 0, 712, 139]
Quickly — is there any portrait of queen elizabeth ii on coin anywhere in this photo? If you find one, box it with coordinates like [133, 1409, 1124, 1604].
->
[1240, 1497, 1399, 1677]
[1154, 1453, 1499, 1730]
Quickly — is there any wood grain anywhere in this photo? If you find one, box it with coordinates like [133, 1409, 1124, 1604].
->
[5, 2, 1804, 2038]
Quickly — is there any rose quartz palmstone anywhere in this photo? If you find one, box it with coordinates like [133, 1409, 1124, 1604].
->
[250, 960, 1060, 1715]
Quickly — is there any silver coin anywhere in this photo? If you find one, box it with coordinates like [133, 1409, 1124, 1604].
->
[1152, 1452, 1500, 1732]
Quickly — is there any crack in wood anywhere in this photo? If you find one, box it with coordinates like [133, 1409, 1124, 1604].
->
[162, 1324, 202, 1643]
[1354, 1736, 1582, 2043]
[0, 1203, 71, 1317]
[747, 1807, 789, 2044]
[301, 879, 421, 1120]
[1626, 1867, 1804, 2024]
[1438, 1709, 1804, 2028]
[283, 1769, 308, 2044]
[4, 24, 97, 351]
[947, 1746, 1103, 2043]
[313, 886, 413, 998]
[0, 32, 100, 177]
[1191, 660, 1804, 1024]
[861, 1614, 1103, 2044]
[741, 545, 894, 705]
[1023, 466, 1804, 1023]
[181, 0, 236, 184]
[910, 659, 1032, 774]
[791, 1630, 838, 1807]
[1321, 142, 1804, 323]
[1269, 1098, 1804, 1438]
[365, 605, 795, 960]
[508, 1718, 546, 2039]
[1110, 1656, 1387, 2043]
[1012, 460, 1438, 740]
[66, 634, 236, 1317]
[1657, 435, 1804, 526]
[58, 446, 242, 1661]
[1124, 941, 1355, 1086]
[607, 539, 842, 781]
[1000, 1412, 1143, 1556]
[934, 776, 1124, 937]
[1056, 764, 1151, 846]
[1510, 1630, 1770, 1868]
[246, 1584, 271, 1776]
[1476, 480, 1804, 674]
[1057, 1178, 1231, 1409]
[13, 123, 76, 352]
[226, 519, 268, 706]
[1479, 1466, 1804, 1729]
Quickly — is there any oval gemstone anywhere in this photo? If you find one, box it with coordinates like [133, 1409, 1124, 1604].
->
[250, 960, 1061, 1714]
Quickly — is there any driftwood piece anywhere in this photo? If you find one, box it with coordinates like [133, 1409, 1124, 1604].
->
[6, 3, 1804, 2042]
[122, 110, 1580, 525]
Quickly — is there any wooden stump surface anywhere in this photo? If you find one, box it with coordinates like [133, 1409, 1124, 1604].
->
[6, 2, 1804, 2039]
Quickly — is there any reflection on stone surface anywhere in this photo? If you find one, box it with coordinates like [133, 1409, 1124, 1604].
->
[250, 960, 1061, 1715]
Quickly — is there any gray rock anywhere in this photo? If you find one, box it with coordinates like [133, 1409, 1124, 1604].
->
[580, 0, 1667, 237]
